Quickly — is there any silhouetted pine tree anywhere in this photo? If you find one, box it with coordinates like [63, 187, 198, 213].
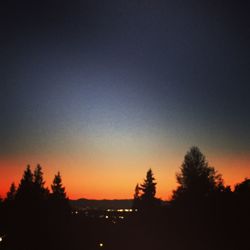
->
[50, 171, 70, 217]
[16, 165, 34, 201]
[3, 182, 17, 245]
[139, 169, 160, 209]
[34, 164, 45, 187]
[21, 165, 33, 182]
[6, 182, 16, 202]
[33, 164, 49, 200]
[7, 165, 38, 249]
[132, 184, 141, 209]
[49, 172, 70, 249]
[140, 169, 156, 200]
[51, 172, 67, 199]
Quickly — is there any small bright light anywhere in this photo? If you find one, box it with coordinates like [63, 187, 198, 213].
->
[0, 237, 2, 242]
[99, 243, 103, 247]
[105, 215, 109, 219]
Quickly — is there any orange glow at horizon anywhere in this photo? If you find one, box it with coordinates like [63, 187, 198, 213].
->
[1, 152, 250, 200]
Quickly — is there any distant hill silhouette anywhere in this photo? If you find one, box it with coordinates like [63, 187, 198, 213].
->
[70, 198, 133, 209]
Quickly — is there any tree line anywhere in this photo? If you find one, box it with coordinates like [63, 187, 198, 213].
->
[133, 146, 249, 208]
[129, 146, 250, 250]
[0, 165, 70, 250]
[4, 165, 68, 202]
[0, 146, 250, 250]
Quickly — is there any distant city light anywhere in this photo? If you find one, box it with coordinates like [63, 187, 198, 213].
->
[116, 208, 133, 212]
[99, 243, 103, 247]
[106, 209, 114, 212]
[0, 237, 2, 242]
[105, 215, 109, 219]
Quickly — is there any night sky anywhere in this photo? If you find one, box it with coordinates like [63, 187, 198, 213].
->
[1, 0, 250, 199]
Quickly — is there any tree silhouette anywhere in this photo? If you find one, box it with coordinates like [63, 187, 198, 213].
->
[6, 182, 16, 202]
[2, 166, 73, 250]
[49, 171, 70, 249]
[234, 178, 250, 197]
[140, 169, 156, 200]
[173, 146, 223, 201]
[50, 171, 70, 216]
[139, 169, 160, 209]
[132, 184, 140, 209]
[20, 165, 33, 184]
[7, 165, 42, 249]
[233, 178, 250, 249]
[34, 164, 45, 187]
[33, 164, 49, 200]
[51, 172, 67, 199]
[16, 165, 34, 201]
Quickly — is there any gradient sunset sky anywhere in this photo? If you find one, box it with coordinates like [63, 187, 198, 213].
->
[1, 0, 250, 199]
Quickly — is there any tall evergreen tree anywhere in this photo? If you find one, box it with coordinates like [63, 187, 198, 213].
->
[138, 169, 160, 209]
[132, 184, 140, 209]
[50, 172, 70, 226]
[33, 164, 48, 200]
[6, 182, 16, 201]
[134, 183, 140, 199]
[51, 172, 67, 199]
[173, 146, 223, 201]
[34, 164, 45, 187]
[20, 165, 33, 184]
[48, 172, 70, 249]
[11, 165, 37, 248]
[140, 169, 156, 201]
[16, 165, 34, 201]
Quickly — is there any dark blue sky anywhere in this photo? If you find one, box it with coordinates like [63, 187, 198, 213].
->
[1, 0, 250, 198]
